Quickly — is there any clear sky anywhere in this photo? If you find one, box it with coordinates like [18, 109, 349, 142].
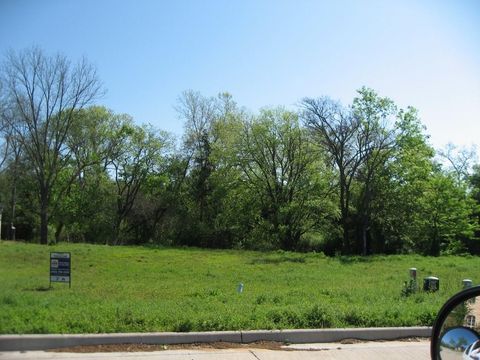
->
[1, 0, 479, 150]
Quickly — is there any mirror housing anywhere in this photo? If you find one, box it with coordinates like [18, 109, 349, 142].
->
[431, 285, 480, 359]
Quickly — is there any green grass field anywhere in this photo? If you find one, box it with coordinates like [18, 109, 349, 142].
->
[0, 241, 477, 334]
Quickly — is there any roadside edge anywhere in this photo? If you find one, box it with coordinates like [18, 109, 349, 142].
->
[0, 327, 432, 351]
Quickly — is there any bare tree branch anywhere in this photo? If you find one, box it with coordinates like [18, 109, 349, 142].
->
[0, 47, 103, 244]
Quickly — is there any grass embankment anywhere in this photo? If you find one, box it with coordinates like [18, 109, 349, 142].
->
[0, 241, 477, 334]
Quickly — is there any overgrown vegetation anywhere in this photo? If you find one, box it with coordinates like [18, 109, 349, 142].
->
[0, 48, 479, 255]
[0, 241, 477, 334]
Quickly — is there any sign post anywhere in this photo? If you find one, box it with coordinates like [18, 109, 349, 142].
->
[50, 252, 71, 288]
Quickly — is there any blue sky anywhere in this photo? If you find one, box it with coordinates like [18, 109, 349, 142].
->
[1, 0, 479, 150]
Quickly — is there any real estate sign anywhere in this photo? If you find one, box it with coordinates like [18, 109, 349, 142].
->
[50, 252, 71, 287]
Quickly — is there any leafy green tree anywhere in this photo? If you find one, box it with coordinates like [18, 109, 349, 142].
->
[367, 107, 435, 253]
[416, 171, 477, 255]
[175, 91, 246, 248]
[0, 149, 38, 240]
[0, 132, 23, 240]
[370, 106, 477, 255]
[351, 88, 399, 255]
[124, 150, 194, 245]
[238, 108, 334, 250]
[301, 97, 360, 253]
[175, 90, 216, 246]
[468, 165, 480, 253]
[0, 48, 102, 244]
[51, 106, 118, 243]
[302, 88, 399, 254]
[470, 165, 480, 201]
[52, 168, 115, 243]
[107, 119, 170, 245]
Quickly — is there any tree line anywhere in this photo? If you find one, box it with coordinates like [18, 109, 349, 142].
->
[0, 48, 478, 256]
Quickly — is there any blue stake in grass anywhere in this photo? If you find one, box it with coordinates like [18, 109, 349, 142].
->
[237, 282, 244, 293]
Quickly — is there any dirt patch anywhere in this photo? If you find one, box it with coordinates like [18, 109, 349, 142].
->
[48, 337, 430, 353]
[49, 341, 287, 353]
[397, 337, 430, 342]
[339, 337, 428, 344]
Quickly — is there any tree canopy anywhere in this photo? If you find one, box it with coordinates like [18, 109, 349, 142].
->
[0, 48, 478, 256]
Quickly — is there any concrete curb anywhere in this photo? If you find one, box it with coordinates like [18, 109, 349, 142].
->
[241, 327, 432, 343]
[0, 327, 432, 351]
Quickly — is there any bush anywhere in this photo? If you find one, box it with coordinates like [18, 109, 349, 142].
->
[173, 319, 194, 332]
[303, 304, 335, 328]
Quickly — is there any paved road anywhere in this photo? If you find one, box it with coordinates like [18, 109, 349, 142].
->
[438, 347, 463, 360]
[0, 341, 430, 360]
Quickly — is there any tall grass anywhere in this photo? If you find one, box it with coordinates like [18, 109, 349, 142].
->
[0, 241, 477, 334]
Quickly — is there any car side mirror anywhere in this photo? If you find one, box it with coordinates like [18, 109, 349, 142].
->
[431, 285, 480, 359]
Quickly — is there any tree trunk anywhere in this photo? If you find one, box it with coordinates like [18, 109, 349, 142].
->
[340, 174, 347, 253]
[340, 176, 351, 254]
[362, 223, 368, 256]
[9, 167, 17, 241]
[39, 187, 49, 244]
[113, 216, 122, 245]
[40, 208, 49, 245]
[55, 222, 64, 243]
[430, 224, 440, 256]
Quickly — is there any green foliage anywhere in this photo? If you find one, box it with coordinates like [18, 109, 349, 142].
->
[0, 48, 102, 244]
[238, 108, 335, 250]
[368, 107, 435, 253]
[415, 172, 478, 255]
[173, 91, 247, 248]
[0, 84, 479, 255]
[1, 241, 478, 333]
[401, 279, 418, 297]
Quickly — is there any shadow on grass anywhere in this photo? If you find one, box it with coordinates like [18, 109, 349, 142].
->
[249, 256, 306, 265]
[24, 285, 52, 292]
[338, 256, 375, 264]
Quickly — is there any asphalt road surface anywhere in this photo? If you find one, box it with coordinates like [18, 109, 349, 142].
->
[438, 347, 464, 360]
